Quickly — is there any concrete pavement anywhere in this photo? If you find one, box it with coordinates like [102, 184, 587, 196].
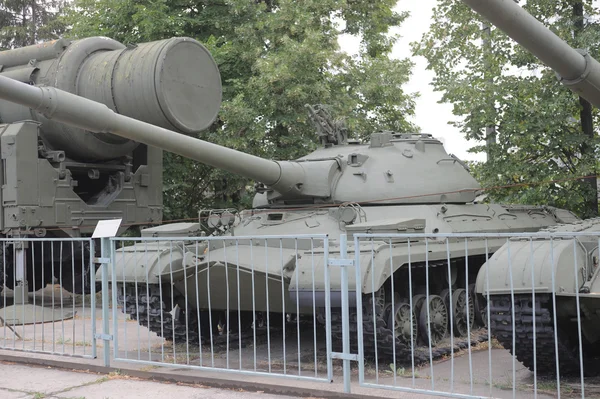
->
[0, 288, 582, 399]
[0, 361, 305, 399]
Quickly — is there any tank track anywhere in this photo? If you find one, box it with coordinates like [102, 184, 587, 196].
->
[489, 293, 600, 377]
[116, 283, 271, 349]
[118, 280, 488, 365]
[329, 295, 488, 365]
[117, 283, 201, 344]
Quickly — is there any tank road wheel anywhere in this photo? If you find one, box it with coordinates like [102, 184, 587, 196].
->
[412, 294, 426, 317]
[440, 289, 450, 307]
[438, 289, 453, 337]
[452, 288, 475, 337]
[388, 301, 418, 346]
[470, 284, 488, 328]
[374, 287, 386, 309]
[418, 295, 448, 346]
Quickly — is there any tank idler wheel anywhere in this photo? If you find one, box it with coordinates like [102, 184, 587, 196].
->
[452, 288, 475, 337]
[388, 301, 418, 346]
[418, 295, 448, 346]
[469, 284, 488, 328]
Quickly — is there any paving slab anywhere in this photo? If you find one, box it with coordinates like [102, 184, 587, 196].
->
[0, 363, 100, 394]
[53, 378, 302, 399]
[0, 389, 31, 399]
[0, 298, 584, 399]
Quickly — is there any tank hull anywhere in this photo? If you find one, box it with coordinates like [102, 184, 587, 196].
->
[112, 202, 579, 363]
[475, 219, 600, 375]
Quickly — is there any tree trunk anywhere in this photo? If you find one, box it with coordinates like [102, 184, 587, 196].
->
[574, 0, 598, 217]
[31, 0, 36, 45]
[482, 22, 496, 162]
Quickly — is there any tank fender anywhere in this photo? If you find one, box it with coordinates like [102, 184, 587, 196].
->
[103, 241, 189, 284]
[475, 238, 588, 296]
[172, 243, 300, 281]
[289, 237, 507, 308]
[364, 238, 506, 295]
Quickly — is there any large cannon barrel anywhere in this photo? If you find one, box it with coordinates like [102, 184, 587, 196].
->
[0, 71, 304, 195]
[0, 36, 222, 161]
[462, 0, 600, 109]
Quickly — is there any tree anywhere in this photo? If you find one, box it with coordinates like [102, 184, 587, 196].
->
[62, 0, 418, 220]
[414, 0, 600, 218]
[0, 0, 66, 48]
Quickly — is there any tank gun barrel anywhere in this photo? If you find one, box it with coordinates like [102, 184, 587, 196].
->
[0, 73, 303, 194]
[463, 0, 600, 108]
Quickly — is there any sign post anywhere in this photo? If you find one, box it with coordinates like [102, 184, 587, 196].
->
[92, 219, 122, 367]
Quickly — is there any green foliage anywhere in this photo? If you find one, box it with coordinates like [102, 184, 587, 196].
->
[62, 0, 417, 220]
[414, 0, 600, 218]
[0, 0, 67, 48]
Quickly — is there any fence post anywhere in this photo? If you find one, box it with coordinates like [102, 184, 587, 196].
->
[99, 237, 112, 367]
[328, 234, 357, 393]
[340, 234, 351, 392]
[91, 219, 122, 368]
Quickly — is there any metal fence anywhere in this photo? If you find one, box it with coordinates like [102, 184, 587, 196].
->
[352, 232, 596, 399]
[0, 237, 96, 358]
[108, 234, 332, 382]
[0, 232, 596, 399]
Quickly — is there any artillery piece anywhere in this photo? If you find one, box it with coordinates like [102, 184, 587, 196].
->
[0, 36, 220, 323]
[461, 0, 600, 376]
[0, 34, 581, 362]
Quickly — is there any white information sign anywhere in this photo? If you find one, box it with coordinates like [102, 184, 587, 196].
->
[92, 218, 123, 238]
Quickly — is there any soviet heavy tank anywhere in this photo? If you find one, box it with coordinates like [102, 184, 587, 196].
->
[461, 0, 600, 376]
[0, 36, 220, 296]
[0, 36, 581, 363]
[112, 104, 579, 363]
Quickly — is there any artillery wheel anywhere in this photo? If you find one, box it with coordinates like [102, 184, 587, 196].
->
[452, 288, 474, 337]
[418, 295, 448, 346]
[388, 301, 417, 346]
